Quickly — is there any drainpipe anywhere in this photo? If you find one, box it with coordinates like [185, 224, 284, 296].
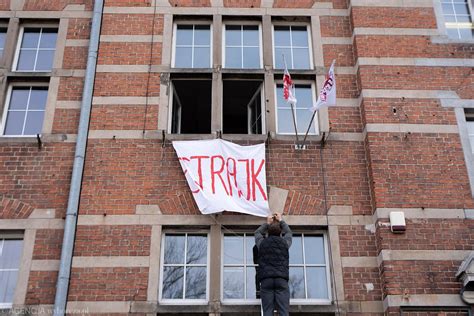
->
[53, 0, 103, 315]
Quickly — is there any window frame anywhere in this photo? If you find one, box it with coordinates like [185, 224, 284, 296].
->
[274, 80, 319, 136]
[271, 23, 314, 70]
[0, 82, 50, 137]
[220, 230, 332, 306]
[171, 21, 213, 69]
[438, 0, 474, 41]
[0, 25, 7, 60]
[0, 233, 24, 309]
[465, 108, 474, 154]
[158, 231, 211, 305]
[222, 22, 263, 70]
[12, 25, 59, 72]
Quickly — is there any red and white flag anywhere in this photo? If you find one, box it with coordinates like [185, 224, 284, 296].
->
[283, 67, 297, 104]
[311, 60, 336, 112]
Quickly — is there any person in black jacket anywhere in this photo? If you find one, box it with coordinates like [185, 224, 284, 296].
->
[255, 213, 292, 316]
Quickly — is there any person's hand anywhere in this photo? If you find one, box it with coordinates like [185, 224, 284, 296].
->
[274, 213, 282, 222]
[266, 216, 273, 225]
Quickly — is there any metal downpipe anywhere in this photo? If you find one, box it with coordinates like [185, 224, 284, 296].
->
[53, 0, 104, 314]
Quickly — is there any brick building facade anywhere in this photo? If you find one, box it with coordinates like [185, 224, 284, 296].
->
[0, 0, 473, 315]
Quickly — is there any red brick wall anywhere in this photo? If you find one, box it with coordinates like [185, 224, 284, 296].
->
[67, 18, 91, 40]
[223, 0, 260, 7]
[0, 1, 10, 10]
[351, 7, 437, 29]
[101, 14, 163, 35]
[23, 0, 93, 10]
[97, 42, 162, 65]
[33, 229, 64, 260]
[90, 104, 158, 130]
[320, 16, 352, 37]
[343, 267, 382, 301]
[52, 109, 81, 134]
[58, 77, 85, 101]
[63, 46, 88, 69]
[93, 73, 160, 97]
[26, 271, 58, 304]
[339, 225, 378, 257]
[105, 0, 152, 6]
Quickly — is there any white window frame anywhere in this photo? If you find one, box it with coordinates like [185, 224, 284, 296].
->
[0, 235, 23, 309]
[12, 25, 58, 72]
[171, 22, 213, 69]
[0, 83, 49, 137]
[222, 22, 263, 69]
[438, 0, 474, 40]
[272, 23, 314, 70]
[274, 81, 319, 135]
[220, 231, 332, 305]
[158, 231, 210, 305]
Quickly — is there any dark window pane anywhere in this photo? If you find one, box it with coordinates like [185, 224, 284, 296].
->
[274, 26, 291, 46]
[176, 25, 193, 45]
[307, 267, 328, 299]
[185, 267, 206, 299]
[0, 240, 23, 270]
[23, 111, 45, 135]
[39, 29, 58, 49]
[29, 88, 48, 110]
[193, 47, 210, 68]
[293, 48, 310, 69]
[292, 27, 308, 47]
[289, 267, 305, 299]
[223, 267, 244, 299]
[224, 235, 243, 264]
[186, 235, 207, 264]
[225, 47, 241, 68]
[164, 235, 185, 264]
[243, 26, 259, 46]
[289, 235, 303, 264]
[243, 47, 260, 68]
[304, 236, 325, 264]
[21, 29, 40, 48]
[17, 50, 36, 70]
[226, 25, 241, 46]
[246, 267, 257, 299]
[36, 50, 55, 71]
[174, 47, 192, 68]
[194, 25, 210, 46]
[4, 111, 25, 135]
[9, 88, 30, 110]
[162, 266, 184, 299]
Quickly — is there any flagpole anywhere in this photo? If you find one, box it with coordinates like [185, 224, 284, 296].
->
[301, 109, 318, 146]
[283, 54, 300, 144]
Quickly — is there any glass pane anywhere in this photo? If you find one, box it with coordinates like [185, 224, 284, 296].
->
[39, 29, 58, 49]
[296, 109, 314, 134]
[223, 267, 244, 299]
[0, 240, 23, 270]
[446, 28, 459, 38]
[0, 271, 18, 304]
[277, 109, 294, 134]
[246, 267, 257, 299]
[176, 25, 193, 45]
[458, 28, 473, 40]
[225, 47, 242, 68]
[243, 47, 260, 68]
[246, 235, 256, 265]
[454, 3, 470, 15]
[194, 25, 210, 45]
[224, 235, 243, 264]
[444, 14, 457, 22]
[304, 236, 325, 264]
[0, 30, 6, 51]
[289, 267, 305, 299]
[274, 47, 291, 69]
[9, 88, 30, 110]
[21, 29, 40, 48]
[4, 111, 25, 135]
[16, 50, 36, 71]
[23, 111, 45, 135]
[274, 26, 291, 46]
[442, 4, 454, 14]
[295, 85, 313, 109]
[307, 267, 328, 299]
[226, 25, 241, 46]
[243, 25, 259, 46]
[29, 88, 48, 110]
[186, 235, 207, 264]
[289, 235, 303, 264]
[293, 48, 310, 69]
[276, 85, 289, 108]
[174, 47, 192, 68]
[185, 267, 206, 299]
[164, 234, 185, 264]
[193, 47, 210, 68]
[162, 266, 184, 299]
[291, 26, 308, 47]
[35, 50, 55, 71]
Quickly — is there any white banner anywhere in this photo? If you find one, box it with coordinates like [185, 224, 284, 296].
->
[173, 139, 271, 217]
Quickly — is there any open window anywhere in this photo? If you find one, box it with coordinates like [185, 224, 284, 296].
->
[169, 77, 212, 134]
[222, 79, 264, 134]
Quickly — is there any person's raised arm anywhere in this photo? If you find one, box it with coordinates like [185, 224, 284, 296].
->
[275, 213, 292, 248]
[255, 216, 273, 248]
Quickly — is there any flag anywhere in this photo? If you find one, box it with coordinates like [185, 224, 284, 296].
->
[283, 67, 297, 104]
[311, 60, 336, 112]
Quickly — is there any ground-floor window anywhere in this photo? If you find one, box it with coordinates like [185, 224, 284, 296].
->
[0, 236, 23, 309]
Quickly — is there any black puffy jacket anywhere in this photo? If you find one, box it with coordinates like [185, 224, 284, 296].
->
[257, 235, 289, 282]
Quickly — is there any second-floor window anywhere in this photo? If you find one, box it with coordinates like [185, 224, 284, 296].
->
[0, 28, 6, 57]
[224, 24, 261, 69]
[441, 0, 474, 40]
[14, 27, 58, 72]
[173, 24, 211, 68]
[273, 25, 312, 70]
